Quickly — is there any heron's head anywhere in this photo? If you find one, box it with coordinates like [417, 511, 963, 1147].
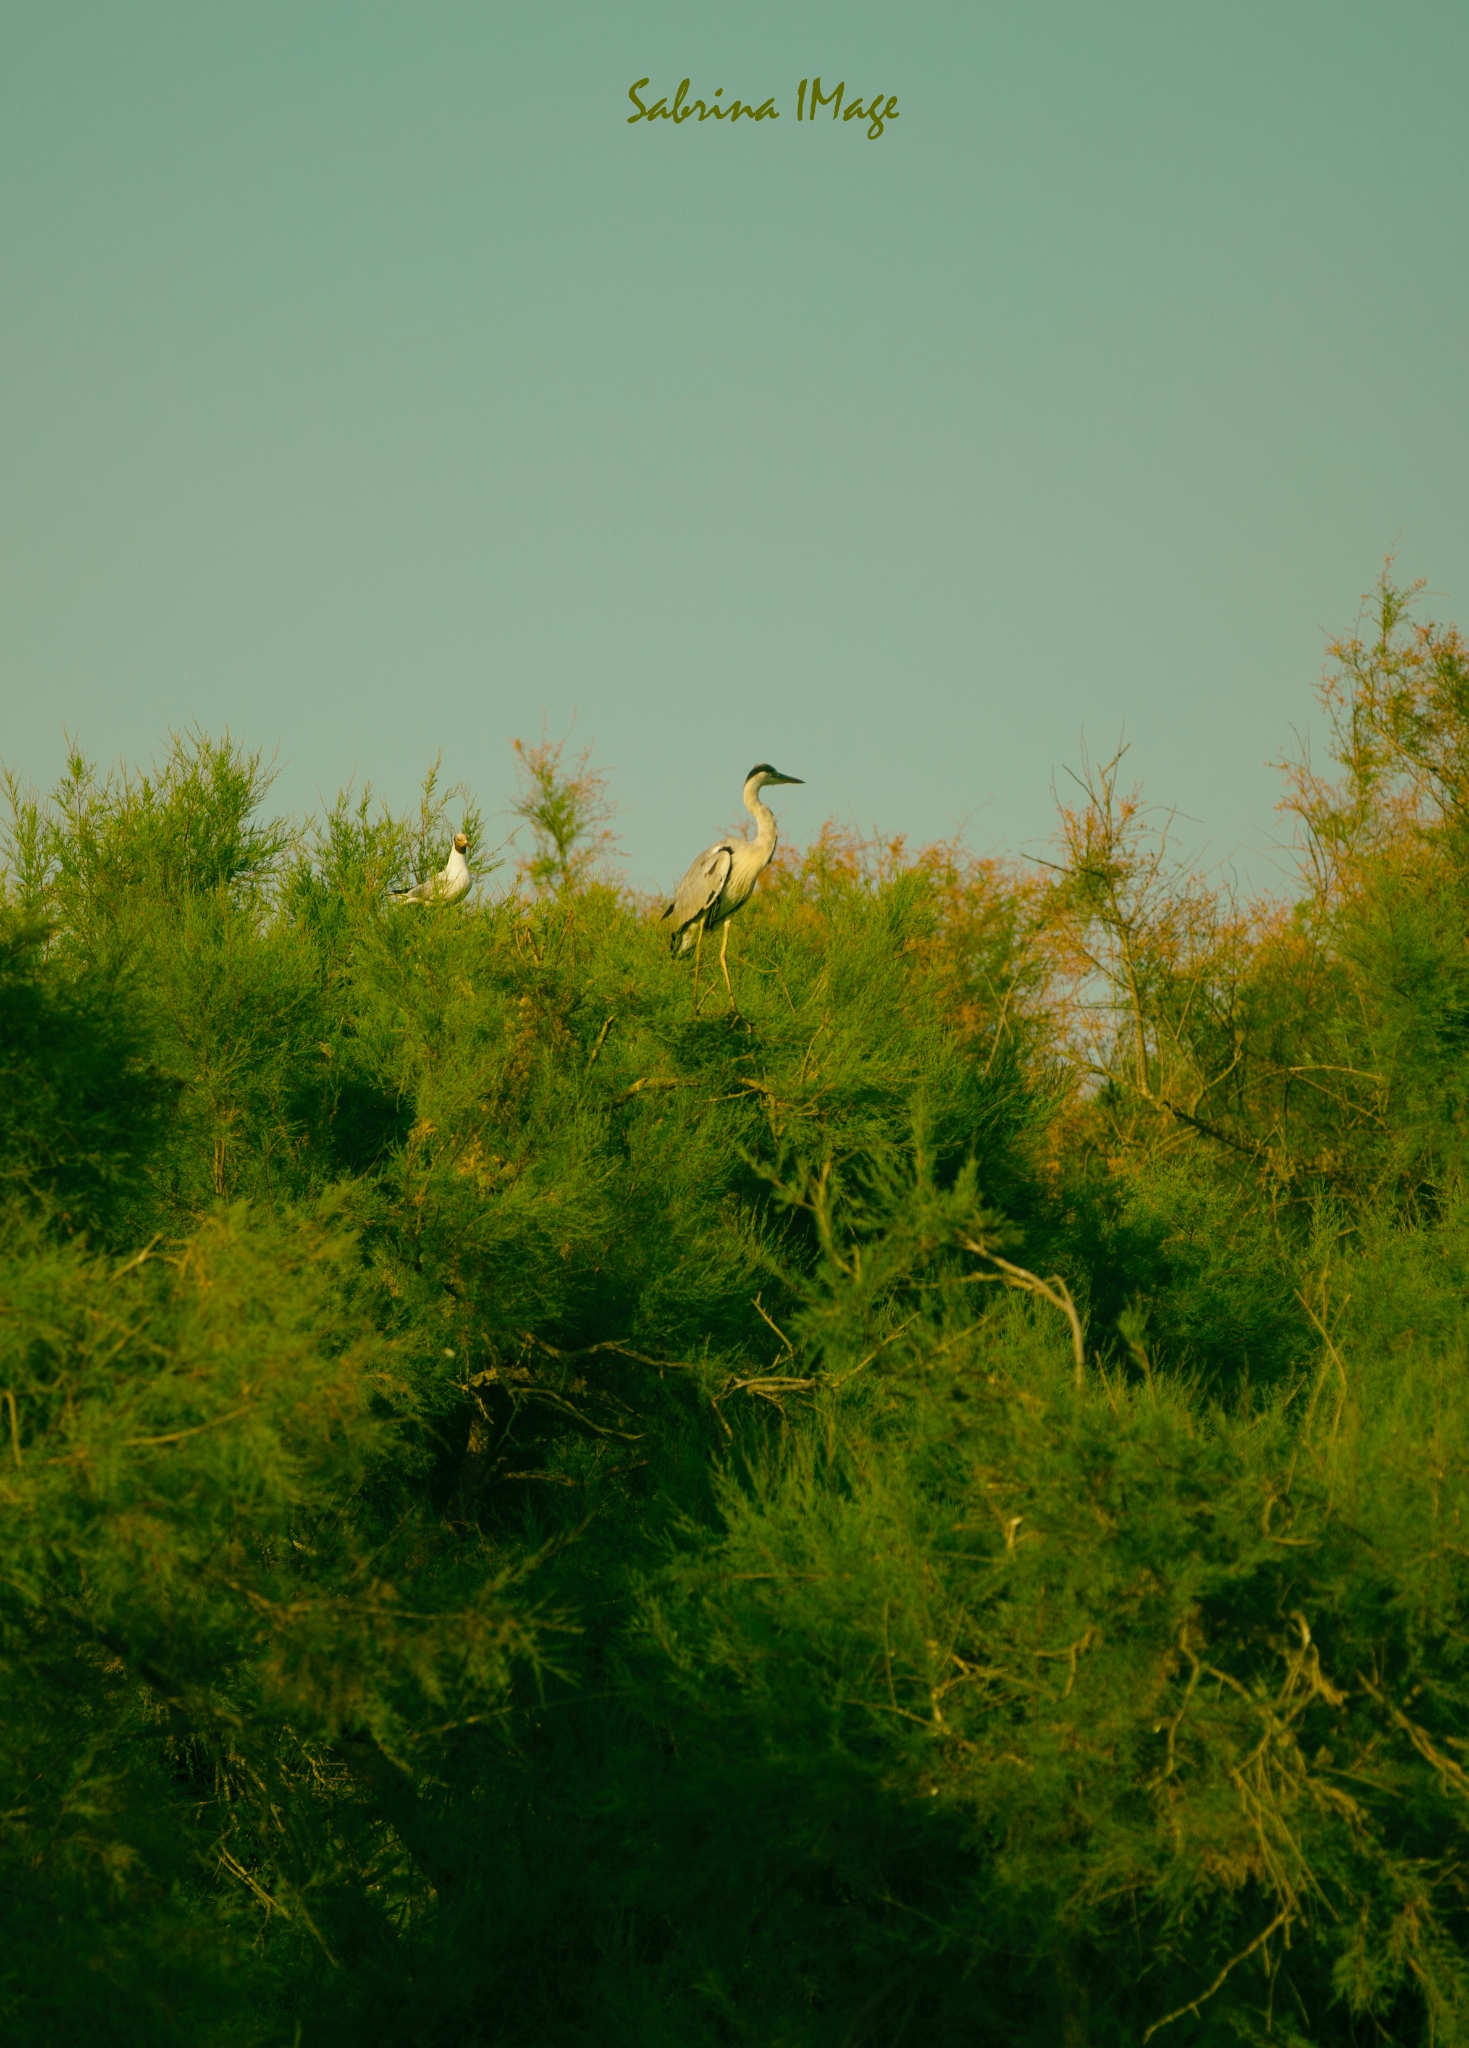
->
[453, 832, 470, 853]
[745, 763, 804, 790]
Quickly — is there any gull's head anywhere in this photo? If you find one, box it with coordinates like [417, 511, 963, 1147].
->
[453, 832, 470, 853]
[745, 763, 804, 790]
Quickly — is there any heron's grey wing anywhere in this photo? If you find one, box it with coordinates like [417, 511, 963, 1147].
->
[664, 843, 733, 939]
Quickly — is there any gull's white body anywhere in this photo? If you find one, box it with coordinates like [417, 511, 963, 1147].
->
[662, 765, 802, 1004]
[390, 832, 471, 906]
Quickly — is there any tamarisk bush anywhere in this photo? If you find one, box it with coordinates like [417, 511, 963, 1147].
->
[5, 572, 1469, 2044]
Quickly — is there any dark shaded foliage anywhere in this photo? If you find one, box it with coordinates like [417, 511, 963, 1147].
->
[0, 910, 175, 1244]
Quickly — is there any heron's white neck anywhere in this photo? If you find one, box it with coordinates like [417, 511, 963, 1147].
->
[742, 777, 779, 860]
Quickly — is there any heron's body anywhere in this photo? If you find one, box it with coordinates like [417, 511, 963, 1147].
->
[389, 832, 471, 906]
[663, 765, 802, 1006]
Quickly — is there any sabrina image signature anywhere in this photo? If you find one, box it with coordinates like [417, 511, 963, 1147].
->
[627, 78, 900, 140]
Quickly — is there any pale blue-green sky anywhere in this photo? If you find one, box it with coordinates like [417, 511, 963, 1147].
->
[3, 1, 1466, 891]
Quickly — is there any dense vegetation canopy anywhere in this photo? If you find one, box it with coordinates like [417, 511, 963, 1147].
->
[8, 574, 1469, 2044]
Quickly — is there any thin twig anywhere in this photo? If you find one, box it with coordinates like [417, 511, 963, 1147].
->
[216, 1845, 341, 1969]
[751, 1292, 796, 1359]
[2, 1389, 20, 1467]
[1298, 1278, 1351, 1459]
[586, 1015, 614, 1070]
[829, 1313, 922, 1387]
[613, 1076, 698, 1105]
[513, 1385, 644, 1441]
[110, 1235, 161, 1282]
[1142, 1911, 1291, 2042]
[961, 1240, 1087, 1387]
[512, 1332, 699, 1373]
[217, 1844, 289, 1920]
[720, 1374, 818, 1397]
[126, 1404, 254, 1448]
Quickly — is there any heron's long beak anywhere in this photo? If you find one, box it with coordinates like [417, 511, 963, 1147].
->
[768, 774, 804, 785]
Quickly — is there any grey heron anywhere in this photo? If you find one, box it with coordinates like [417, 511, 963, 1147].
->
[662, 764, 803, 1008]
[389, 832, 471, 906]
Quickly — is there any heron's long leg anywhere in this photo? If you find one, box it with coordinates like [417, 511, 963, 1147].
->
[692, 922, 705, 1013]
[718, 920, 734, 1008]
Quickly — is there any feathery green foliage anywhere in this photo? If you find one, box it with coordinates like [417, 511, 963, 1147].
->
[7, 575, 1469, 2043]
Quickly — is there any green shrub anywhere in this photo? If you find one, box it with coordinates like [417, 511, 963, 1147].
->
[6, 578, 1469, 2043]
